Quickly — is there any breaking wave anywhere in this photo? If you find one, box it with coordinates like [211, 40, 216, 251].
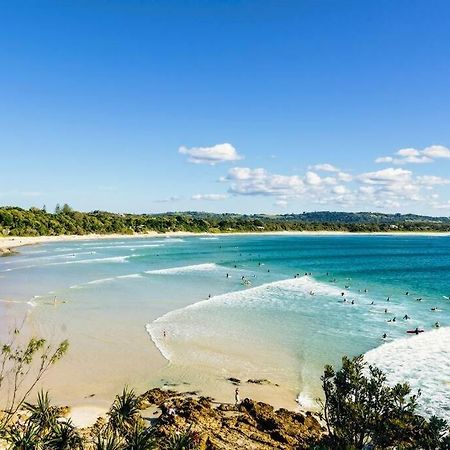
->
[364, 327, 450, 421]
[145, 263, 219, 275]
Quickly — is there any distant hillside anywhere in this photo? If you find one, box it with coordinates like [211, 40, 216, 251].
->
[1, 206, 449, 237]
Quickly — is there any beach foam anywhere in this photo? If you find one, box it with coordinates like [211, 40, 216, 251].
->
[145, 262, 219, 275]
[364, 327, 450, 421]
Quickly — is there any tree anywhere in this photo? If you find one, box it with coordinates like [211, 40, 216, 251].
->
[54, 204, 61, 214]
[0, 325, 69, 428]
[317, 355, 449, 449]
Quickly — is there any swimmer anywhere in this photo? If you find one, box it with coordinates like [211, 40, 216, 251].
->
[370, 301, 374, 305]
[431, 307, 437, 311]
[341, 292, 345, 297]
[386, 297, 390, 302]
[351, 300, 355, 305]
[416, 298, 422, 302]
[435, 321, 441, 328]
[226, 273, 229, 278]
[385, 308, 388, 314]
[382, 333, 387, 339]
[405, 292, 409, 295]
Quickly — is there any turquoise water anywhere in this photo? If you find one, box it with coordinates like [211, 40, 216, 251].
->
[1, 235, 449, 418]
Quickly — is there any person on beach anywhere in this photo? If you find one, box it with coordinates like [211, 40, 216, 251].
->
[235, 388, 240, 406]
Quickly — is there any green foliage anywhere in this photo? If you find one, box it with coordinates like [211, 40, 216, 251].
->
[318, 356, 449, 449]
[1, 206, 450, 237]
[5, 422, 42, 450]
[0, 326, 69, 427]
[107, 387, 141, 436]
[42, 419, 83, 450]
[122, 423, 155, 450]
[160, 427, 201, 450]
[24, 390, 57, 432]
[93, 432, 124, 450]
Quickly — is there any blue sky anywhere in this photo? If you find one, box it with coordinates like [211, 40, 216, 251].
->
[1, 0, 450, 215]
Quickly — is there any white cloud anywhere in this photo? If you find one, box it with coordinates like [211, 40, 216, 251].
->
[191, 193, 228, 201]
[375, 144, 449, 165]
[305, 171, 322, 186]
[226, 167, 305, 196]
[397, 148, 420, 157]
[274, 199, 288, 207]
[179, 143, 243, 165]
[332, 185, 349, 195]
[309, 163, 339, 172]
[337, 172, 353, 182]
[416, 175, 450, 186]
[422, 145, 450, 159]
[375, 156, 394, 163]
[357, 168, 412, 185]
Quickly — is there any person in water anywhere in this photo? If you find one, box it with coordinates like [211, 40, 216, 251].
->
[435, 321, 441, 328]
[403, 314, 410, 320]
[382, 333, 387, 339]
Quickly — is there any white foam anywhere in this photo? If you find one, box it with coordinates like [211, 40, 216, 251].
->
[296, 391, 316, 409]
[65, 256, 130, 265]
[117, 273, 143, 279]
[199, 237, 219, 240]
[146, 276, 356, 362]
[87, 277, 115, 285]
[364, 327, 450, 421]
[146, 262, 218, 275]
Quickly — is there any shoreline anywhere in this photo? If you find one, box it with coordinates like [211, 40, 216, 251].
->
[1, 229, 449, 254]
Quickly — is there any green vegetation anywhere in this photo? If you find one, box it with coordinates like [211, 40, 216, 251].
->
[315, 356, 450, 449]
[1, 206, 450, 236]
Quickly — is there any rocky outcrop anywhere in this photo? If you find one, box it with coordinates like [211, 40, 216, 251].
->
[143, 389, 324, 449]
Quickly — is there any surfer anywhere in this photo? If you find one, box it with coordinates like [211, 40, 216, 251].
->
[386, 297, 390, 302]
[403, 314, 410, 320]
[435, 321, 441, 328]
[370, 301, 374, 305]
[431, 307, 437, 311]
[226, 273, 229, 278]
[405, 291, 409, 295]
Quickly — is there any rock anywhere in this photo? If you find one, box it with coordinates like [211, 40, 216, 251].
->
[146, 390, 324, 449]
[246, 378, 274, 385]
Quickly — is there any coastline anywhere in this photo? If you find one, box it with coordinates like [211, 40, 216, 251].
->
[1, 229, 449, 254]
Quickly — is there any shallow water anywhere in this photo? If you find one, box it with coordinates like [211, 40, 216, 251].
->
[1, 235, 449, 417]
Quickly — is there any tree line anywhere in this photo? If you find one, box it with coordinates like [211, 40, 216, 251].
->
[1, 206, 450, 237]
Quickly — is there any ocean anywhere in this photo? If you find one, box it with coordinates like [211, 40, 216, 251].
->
[0, 234, 449, 419]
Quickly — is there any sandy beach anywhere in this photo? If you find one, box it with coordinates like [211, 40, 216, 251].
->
[1, 230, 449, 254]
